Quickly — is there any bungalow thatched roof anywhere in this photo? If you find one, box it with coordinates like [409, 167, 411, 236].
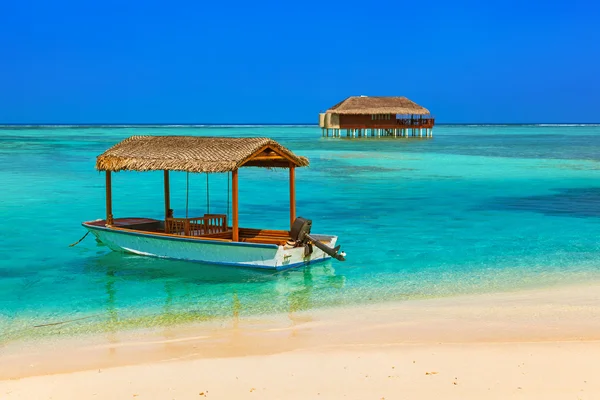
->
[96, 136, 309, 173]
[326, 96, 430, 115]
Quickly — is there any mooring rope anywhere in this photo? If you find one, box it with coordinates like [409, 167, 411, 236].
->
[33, 314, 98, 328]
[68, 231, 90, 247]
[0, 314, 103, 342]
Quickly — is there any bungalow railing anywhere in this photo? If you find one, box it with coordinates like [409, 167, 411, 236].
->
[396, 118, 435, 127]
[338, 118, 435, 129]
[165, 214, 228, 236]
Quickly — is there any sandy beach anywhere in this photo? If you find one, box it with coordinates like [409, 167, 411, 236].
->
[2, 282, 600, 399]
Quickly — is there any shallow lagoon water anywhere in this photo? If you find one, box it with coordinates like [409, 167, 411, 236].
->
[2, 125, 600, 342]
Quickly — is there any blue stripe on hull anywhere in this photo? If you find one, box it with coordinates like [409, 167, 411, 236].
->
[98, 250, 330, 272]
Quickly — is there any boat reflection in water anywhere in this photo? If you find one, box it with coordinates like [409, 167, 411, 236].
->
[275, 263, 346, 313]
[84, 252, 347, 332]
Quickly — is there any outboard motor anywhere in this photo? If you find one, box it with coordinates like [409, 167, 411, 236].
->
[290, 217, 346, 261]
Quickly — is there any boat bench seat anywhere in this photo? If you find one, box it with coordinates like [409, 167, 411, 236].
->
[238, 228, 291, 245]
[240, 237, 289, 245]
[195, 228, 291, 245]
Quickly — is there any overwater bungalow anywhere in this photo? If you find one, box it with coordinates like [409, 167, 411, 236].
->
[319, 96, 434, 138]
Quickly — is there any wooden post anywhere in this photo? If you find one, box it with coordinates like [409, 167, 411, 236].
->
[289, 164, 296, 229]
[105, 171, 113, 225]
[163, 170, 171, 220]
[232, 168, 239, 242]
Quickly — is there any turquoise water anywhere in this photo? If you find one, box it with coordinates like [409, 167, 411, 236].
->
[2, 125, 600, 342]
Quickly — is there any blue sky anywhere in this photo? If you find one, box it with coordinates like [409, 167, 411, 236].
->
[0, 0, 598, 123]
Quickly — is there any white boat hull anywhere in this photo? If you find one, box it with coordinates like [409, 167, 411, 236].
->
[83, 223, 337, 270]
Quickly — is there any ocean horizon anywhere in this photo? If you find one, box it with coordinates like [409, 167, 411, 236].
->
[2, 124, 600, 343]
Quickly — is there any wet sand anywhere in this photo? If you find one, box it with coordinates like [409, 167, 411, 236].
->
[2, 283, 600, 399]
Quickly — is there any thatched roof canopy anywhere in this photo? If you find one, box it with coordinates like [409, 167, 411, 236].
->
[326, 96, 430, 115]
[96, 136, 309, 173]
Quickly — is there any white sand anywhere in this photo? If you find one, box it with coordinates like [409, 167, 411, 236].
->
[2, 283, 600, 399]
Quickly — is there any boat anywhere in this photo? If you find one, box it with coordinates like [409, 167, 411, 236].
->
[82, 136, 346, 270]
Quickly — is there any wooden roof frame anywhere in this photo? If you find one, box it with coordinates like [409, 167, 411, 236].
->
[240, 144, 300, 169]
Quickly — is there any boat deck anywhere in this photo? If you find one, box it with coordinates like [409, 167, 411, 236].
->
[85, 218, 293, 245]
